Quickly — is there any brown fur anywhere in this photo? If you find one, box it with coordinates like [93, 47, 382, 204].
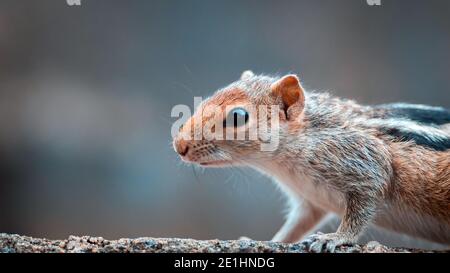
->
[389, 142, 450, 223]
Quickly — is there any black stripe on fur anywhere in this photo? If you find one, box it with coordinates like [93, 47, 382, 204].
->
[377, 103, 450, 126]
[381, 127, 450, 151]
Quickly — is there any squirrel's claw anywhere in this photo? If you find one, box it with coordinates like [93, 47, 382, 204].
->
[301, 232, 353, 253]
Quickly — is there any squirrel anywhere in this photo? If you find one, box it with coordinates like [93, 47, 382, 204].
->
[173, 70, 450, 252]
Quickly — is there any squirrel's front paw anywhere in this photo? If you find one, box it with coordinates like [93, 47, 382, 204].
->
[301, 232, 354, 253]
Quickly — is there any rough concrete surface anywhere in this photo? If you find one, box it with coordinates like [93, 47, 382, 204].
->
[1, 233, 447, 253]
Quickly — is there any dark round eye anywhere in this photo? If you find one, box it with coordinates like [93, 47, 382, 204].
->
[223, 107, 249, 128]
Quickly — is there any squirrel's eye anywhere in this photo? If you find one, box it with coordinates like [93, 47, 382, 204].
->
[223, 107, 249, 128]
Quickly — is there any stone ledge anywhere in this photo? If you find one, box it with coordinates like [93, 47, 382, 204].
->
[0, 233, 445, 253]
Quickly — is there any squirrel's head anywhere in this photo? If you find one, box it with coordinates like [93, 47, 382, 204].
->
[173, 71, 306, 167]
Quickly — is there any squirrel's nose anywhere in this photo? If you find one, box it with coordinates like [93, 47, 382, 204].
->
[175, 139, 189, 156]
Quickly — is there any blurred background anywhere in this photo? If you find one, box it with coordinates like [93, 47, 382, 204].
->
[0, 0, 449, 249]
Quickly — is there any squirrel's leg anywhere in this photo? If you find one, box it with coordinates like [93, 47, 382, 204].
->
[302, 193, 378, 252]
[271, 201, 327, 243]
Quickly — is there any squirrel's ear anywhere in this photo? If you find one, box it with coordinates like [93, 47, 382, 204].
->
[271, 74, 305, 120]
[240, 70, 254, 80]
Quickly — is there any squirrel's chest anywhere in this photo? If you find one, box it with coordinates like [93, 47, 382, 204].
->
[262, 165, 346, 214]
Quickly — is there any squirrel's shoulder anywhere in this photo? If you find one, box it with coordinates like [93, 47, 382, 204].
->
[305, 92, 450, 125]
[304, 92, 450, 151]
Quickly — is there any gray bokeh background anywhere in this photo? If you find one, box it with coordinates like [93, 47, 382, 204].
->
[0, 0, 449, 249]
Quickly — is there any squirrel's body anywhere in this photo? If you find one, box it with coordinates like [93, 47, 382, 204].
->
[173, 71, 450, 251]
[257, 92, 450, 244]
